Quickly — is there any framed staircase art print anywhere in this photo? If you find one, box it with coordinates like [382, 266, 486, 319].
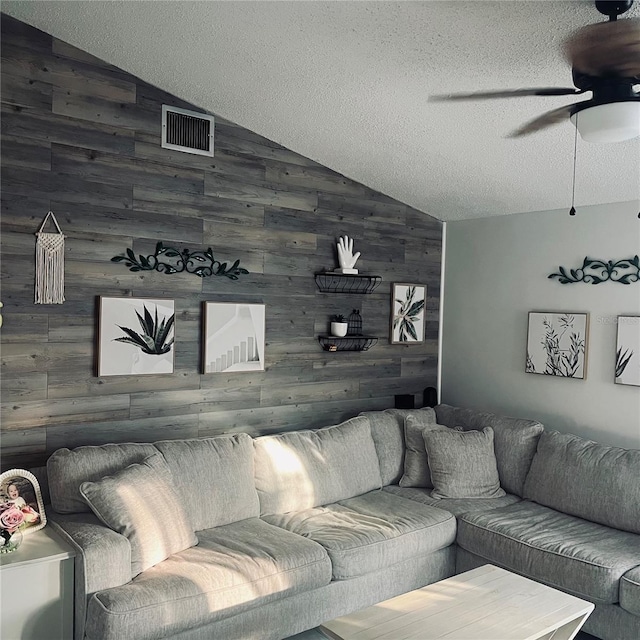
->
[202, 303, 266, 374]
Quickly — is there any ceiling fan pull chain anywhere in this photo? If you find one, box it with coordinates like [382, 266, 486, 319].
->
[569, 113, 579, 216]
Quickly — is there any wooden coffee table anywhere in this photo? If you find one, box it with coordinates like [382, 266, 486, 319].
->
[319, 564, 594, 640]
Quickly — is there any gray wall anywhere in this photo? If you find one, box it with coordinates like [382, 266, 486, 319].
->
[442, 200, 640, 449]
[0, 16, 442, 470]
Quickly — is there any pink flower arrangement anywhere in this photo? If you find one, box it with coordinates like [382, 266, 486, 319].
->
[0, 498, 39, 536]
[0, 504, 25, 533]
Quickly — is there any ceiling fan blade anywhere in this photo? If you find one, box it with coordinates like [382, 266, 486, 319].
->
[508, 104, 577, 137]
[431, 88, 582, 102]
[565, 18, 640, 78]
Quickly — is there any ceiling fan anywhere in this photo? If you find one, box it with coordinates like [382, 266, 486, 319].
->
[433, 0, 640, 142]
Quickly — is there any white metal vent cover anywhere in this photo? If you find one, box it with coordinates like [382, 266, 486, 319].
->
[162, 105, 214, 156]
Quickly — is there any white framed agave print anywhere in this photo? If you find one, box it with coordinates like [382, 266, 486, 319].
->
[526, 312, 589, 379]
[616, 316, 640, 387]
[98, 297, 175, 376]
[390, 283, 426, 344]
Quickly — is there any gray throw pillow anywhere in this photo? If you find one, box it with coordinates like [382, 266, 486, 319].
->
[423, 427, 506, 499]
[80, 452, 198, 576]
[399, 412, 450, 489]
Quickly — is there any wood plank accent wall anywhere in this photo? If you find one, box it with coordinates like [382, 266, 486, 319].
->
[0, 16, 443, 470]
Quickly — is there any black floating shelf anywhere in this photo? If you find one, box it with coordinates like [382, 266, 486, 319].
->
[318, 336, 378, 352]
[315, 272, 382, 294]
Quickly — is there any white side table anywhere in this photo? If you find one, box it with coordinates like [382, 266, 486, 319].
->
[1, 526, 75, 640]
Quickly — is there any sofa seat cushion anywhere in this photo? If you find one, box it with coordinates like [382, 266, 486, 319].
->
[85, 518, 331, 640]
[383, 485, 521, 517]
[457, 500, 640, 604]
[263, 490, 456, 580]
[621, 566, 640, 616]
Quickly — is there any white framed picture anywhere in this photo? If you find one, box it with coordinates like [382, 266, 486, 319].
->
[0, 469, 47, 541]
[526, 312, 589, 379]
[203, 303, 265, 373]
[98, 297, 175, 376]
[391, 283, 426, 344]
[616, 316, 640, 386]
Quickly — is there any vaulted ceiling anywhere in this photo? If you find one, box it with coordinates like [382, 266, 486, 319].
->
[3, 0, 639, 221]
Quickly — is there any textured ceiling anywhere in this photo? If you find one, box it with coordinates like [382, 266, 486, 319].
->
[3, 0, 639, 221]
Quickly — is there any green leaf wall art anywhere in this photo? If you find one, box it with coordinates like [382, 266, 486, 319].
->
[526, 312, 589, 379]
[548, 256, 640, 285]
[114, 304, 174, 355]
[615, 316, 640, 387]
[391, 283, 426, 344]
[112, 242, 249, 280]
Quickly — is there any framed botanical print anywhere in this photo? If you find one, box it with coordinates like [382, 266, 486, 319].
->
[98, 297, 175, 376]
[390, 283, 426, 344]
[616, 316, 640, 386]
[526, 312, 589, 379]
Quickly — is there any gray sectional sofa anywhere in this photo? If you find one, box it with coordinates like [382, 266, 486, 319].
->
[44, 404, 640, 640]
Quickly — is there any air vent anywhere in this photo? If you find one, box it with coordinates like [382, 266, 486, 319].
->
[162, 105, 214, 156]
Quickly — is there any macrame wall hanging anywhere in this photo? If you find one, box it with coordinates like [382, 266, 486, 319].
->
[35, 211, 65, 304]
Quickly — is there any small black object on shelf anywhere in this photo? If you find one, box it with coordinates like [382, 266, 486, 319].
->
[315, 273, 382, 294]
[423, 386, 438, 408]
[318, 336, 378, 352]
[347, 309, 363, 335]
[394, 394, 415, 410]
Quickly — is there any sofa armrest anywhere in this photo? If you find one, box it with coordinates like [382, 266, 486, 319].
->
[49, 512, 131, 640]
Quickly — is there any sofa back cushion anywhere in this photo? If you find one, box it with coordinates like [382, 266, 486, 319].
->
[48, 443, 158, 514]
[155, 434, 259, 531]
[400, 414, 454, 489]
[359, 408, 434, 486]
[253, 416, 382, 515]
[358, 410, 405, 486]
[523, 430, 640, 534]
[435, 404, 543, 497]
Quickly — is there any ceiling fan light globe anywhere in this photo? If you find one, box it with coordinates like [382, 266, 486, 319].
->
[570, 102, 640, 143]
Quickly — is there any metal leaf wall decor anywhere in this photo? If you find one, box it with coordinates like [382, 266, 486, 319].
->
[548, 256, 640, 285]
[111, 242, 249, 280]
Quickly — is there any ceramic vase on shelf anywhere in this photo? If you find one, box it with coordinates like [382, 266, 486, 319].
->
[330, 322, 348, 337]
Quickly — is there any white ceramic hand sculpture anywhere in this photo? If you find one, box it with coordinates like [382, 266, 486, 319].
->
[337, 236, 360, 273]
